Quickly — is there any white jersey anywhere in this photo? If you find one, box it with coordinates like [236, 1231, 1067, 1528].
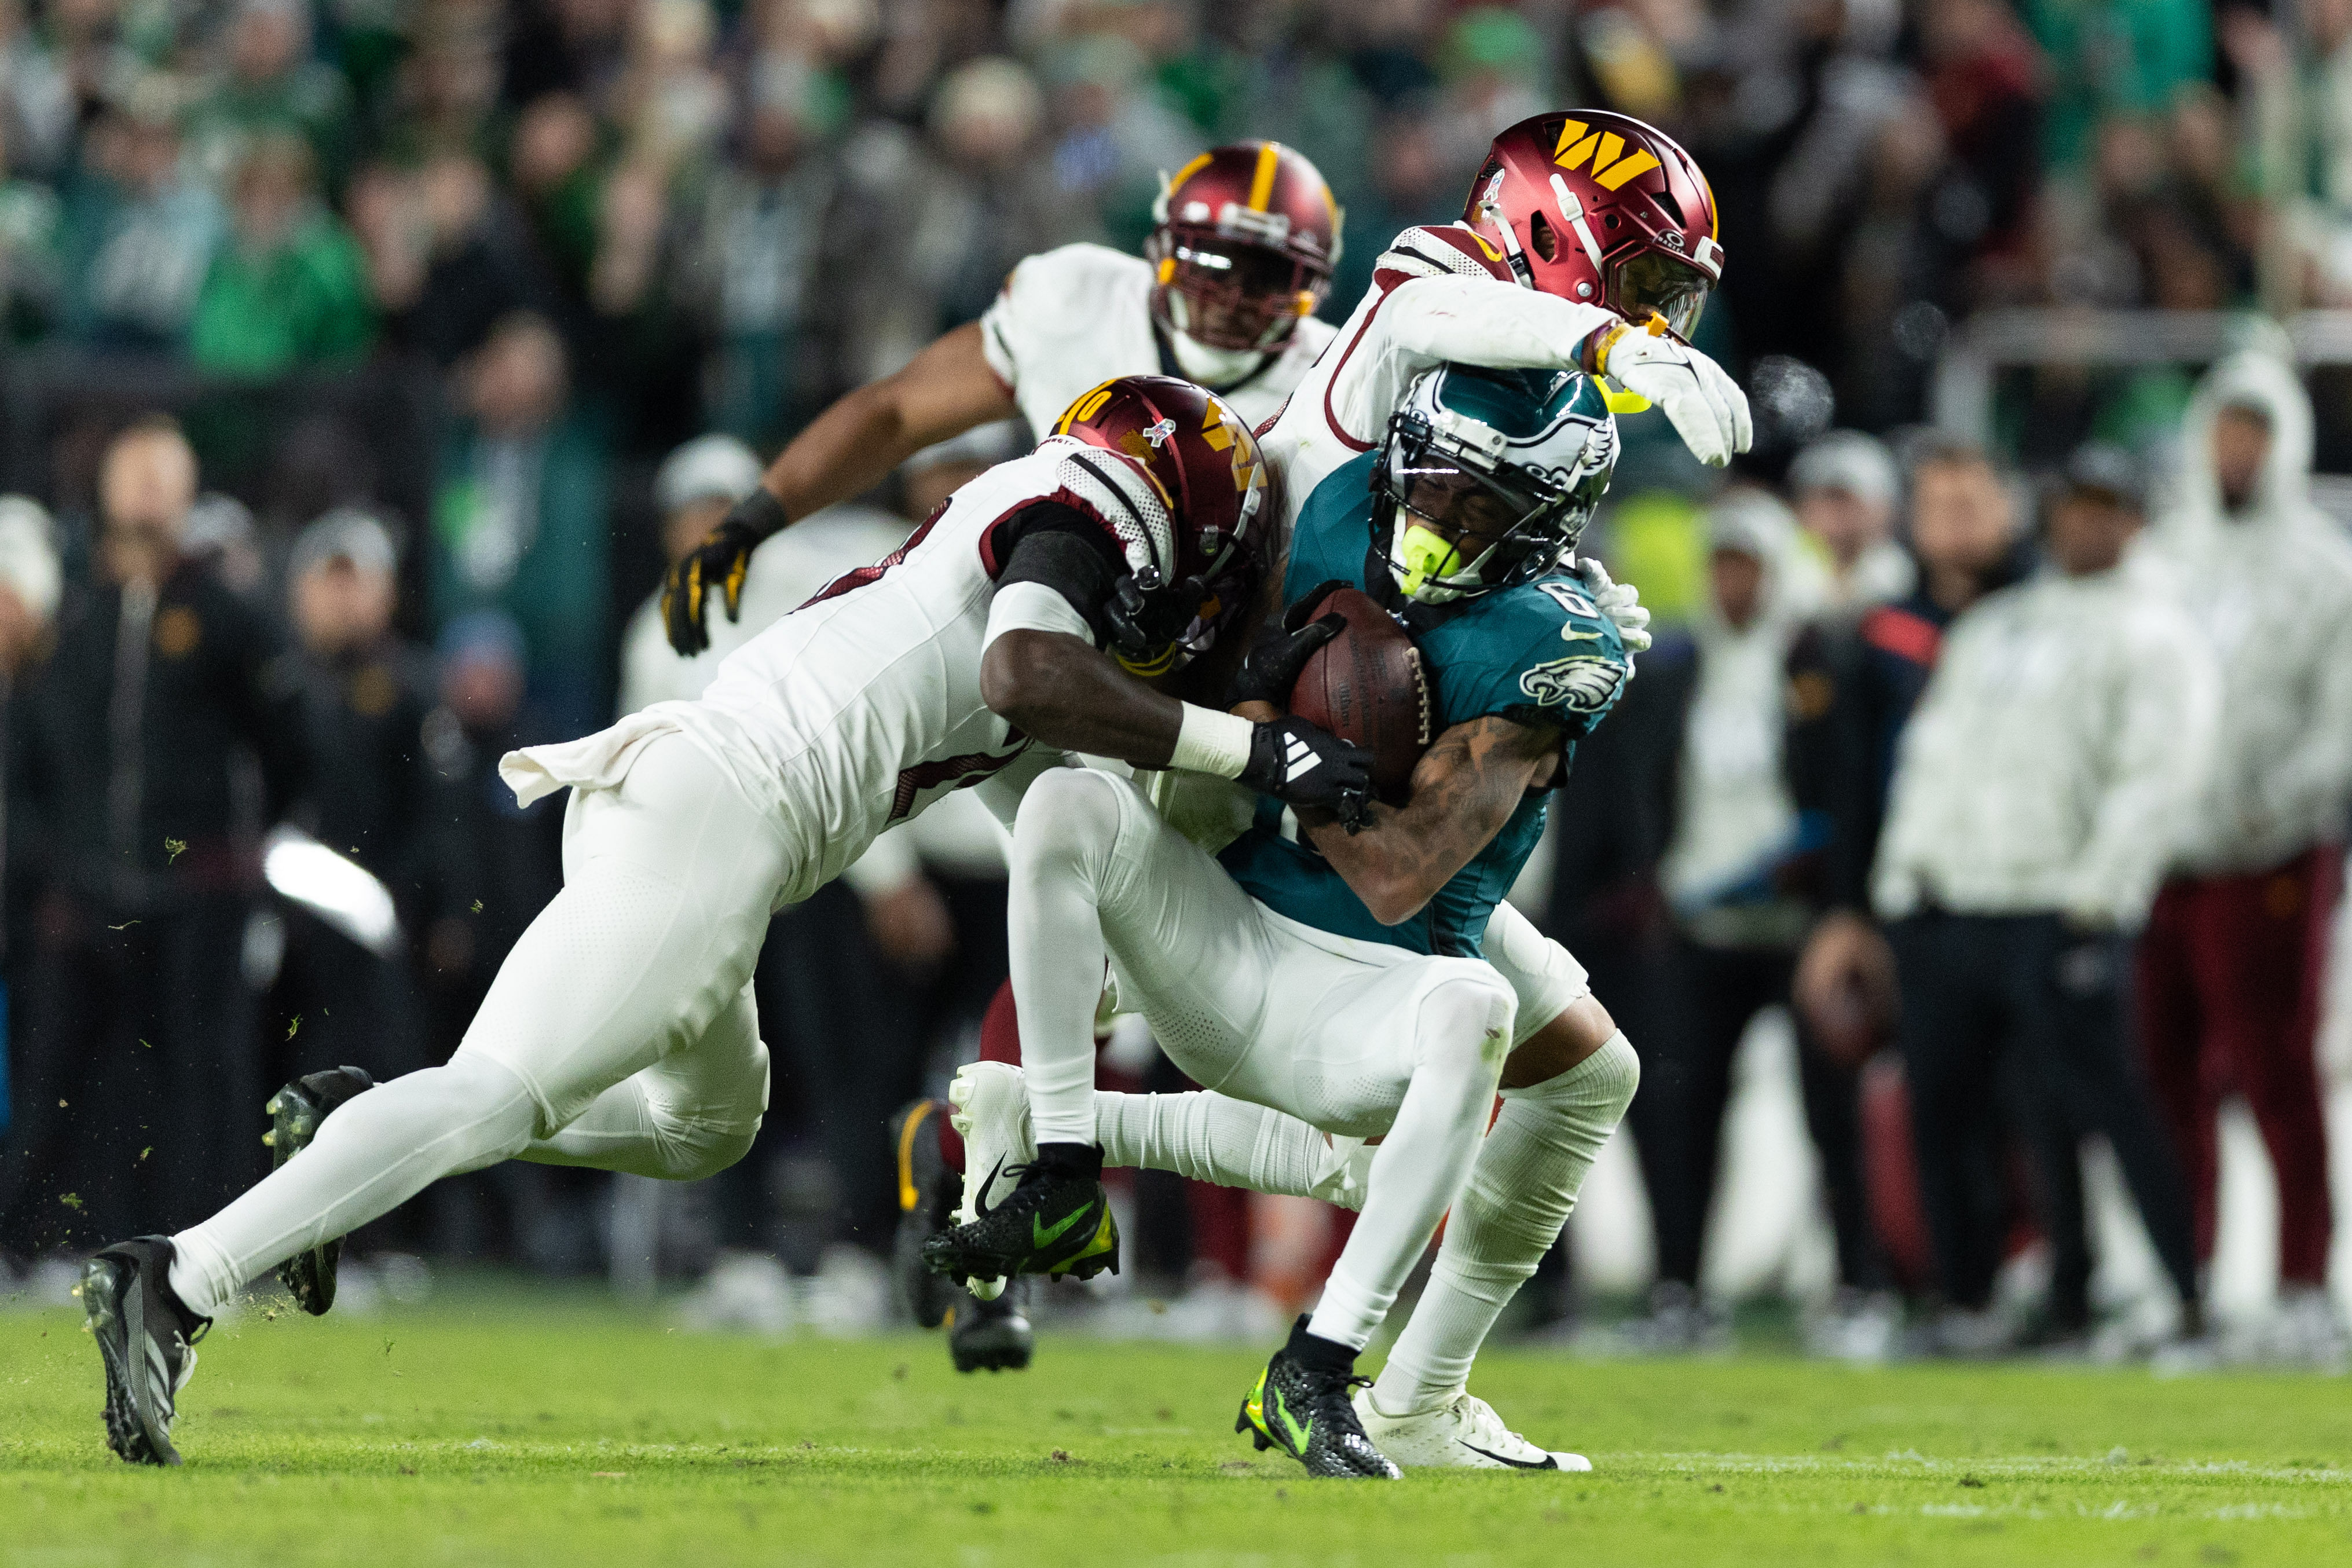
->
[979, 242, 1333, 437]
[617, 505, 912, 715]
[504, 442, 1162, 907]
[1256, 225, 1618, 524]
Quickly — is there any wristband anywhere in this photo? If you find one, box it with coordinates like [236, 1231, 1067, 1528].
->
[1584, 322, 1625, 377]
[1584, 312, 1669, 377]
[728, 487, 790, 540]
[1169, 703, 1254, 779]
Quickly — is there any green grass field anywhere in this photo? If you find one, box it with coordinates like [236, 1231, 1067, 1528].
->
[5, 1281, 2351, 1567]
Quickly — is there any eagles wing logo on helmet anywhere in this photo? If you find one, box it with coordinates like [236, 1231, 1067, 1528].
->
[1518, 654, 1626, 713]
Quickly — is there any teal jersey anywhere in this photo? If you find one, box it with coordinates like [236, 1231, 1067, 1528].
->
[1218, 446, 1633, 958]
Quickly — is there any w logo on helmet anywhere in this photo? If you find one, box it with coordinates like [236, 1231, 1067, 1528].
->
[1193, 395, 1263, 505]
[1552, 118, 1662, 192]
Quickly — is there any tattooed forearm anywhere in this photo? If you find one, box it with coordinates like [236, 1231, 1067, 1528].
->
[1300, 714, 1560, 925]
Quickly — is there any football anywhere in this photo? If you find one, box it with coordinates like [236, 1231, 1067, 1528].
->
[1287, 587, 1433, 803]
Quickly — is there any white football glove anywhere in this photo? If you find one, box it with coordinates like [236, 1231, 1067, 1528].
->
[1576, 557, 1651, 655]
[1598, 320, 1753, 468]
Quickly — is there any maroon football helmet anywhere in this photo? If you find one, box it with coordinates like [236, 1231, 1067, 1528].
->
[1463, 111, 1723, 339]
[1146, 141, 1342, 355]
[1050, 374, 1278, 675]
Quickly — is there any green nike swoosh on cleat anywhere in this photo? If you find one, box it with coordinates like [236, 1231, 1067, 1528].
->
[1032, 1201, 1093, 1250]
[1267, 1384, 1311, 1454]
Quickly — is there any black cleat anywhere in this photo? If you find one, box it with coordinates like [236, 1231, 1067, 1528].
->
[948, 1278, 1035, 1373]
[80, 1236, 209, 1466]
[889, 1097, 963, 1329]
[264, 1066, 375, 1314]
[921, 1146, 1119, 1287]
[1235, 1316, 1400, 1479]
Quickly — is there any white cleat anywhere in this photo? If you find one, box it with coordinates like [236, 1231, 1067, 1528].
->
[945, 1061, 1037, 1303]
[1353, 1388, 1592, 1472]
[2259, 1285, 2350, 1372]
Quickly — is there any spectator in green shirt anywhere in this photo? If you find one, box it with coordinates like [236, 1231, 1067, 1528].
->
[2022, 0, 2213, 174]
[0, 119, 61, 342]
[188, 133, 373, 375]
[183, 0, 356, 195]
[430, 311, 611, 738]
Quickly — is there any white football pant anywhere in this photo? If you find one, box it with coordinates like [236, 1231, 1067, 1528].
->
[1008, 767, 1514, 1351]
[171, 736, 783, 1317]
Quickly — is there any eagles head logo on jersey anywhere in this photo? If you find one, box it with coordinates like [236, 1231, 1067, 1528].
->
[1519, 652, 1626, 713]
[1373, 364, 1617, 606]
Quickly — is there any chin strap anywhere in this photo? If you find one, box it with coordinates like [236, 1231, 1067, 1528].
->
[1155, 321, 1272, 394]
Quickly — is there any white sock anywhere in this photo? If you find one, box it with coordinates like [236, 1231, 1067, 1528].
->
[1372, 1031, 1639, 1416]
[1008, 771, 1128, 1147]
[1309, 974, 1513, 1351]
[167, 1054, 540, 1318]
[1096, 1089, 1346, 1200]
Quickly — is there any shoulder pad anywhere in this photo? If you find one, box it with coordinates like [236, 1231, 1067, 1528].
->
[998, 244, 1148, 321]
[1027, 439, 1168, 578]
[1501, 577, 1629, 720]
[1373, 225, 1514, 287]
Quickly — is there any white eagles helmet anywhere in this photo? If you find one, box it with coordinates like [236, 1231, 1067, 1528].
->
[1374, 364, 1617, 605]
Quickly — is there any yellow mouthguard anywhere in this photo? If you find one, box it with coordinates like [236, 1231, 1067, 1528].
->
[1398, 523, 1468, 598]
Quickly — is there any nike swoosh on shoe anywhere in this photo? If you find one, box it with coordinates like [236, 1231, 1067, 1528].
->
[1457, 1440, 1558, 1470]
[972, 1156, 1009, 1221]
[1032, 1201, 1091, 1249]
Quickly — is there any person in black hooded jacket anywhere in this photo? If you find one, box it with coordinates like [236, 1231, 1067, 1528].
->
[1783, 435, 2032, 1346]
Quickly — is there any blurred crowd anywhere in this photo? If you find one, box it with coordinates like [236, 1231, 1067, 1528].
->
[0, 0, 2349, 1363]
[1554, 359, 2352, 1369]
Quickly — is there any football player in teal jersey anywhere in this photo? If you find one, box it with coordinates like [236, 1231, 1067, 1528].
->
[928, 364, 1644, 1477]
[1217, 362, 1630, 961]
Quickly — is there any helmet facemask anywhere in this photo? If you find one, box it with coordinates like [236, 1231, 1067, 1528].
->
[1101, 481, 1264, 677]
[1152, 232, 1327, 354]
[1373, 400, 1610, 605]
[1104, 550, 1259, 677]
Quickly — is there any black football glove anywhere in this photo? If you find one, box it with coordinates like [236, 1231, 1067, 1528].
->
[661, 489, 788, 656]
[1225, 580, 1354, 710]
[1240, 716, 1374, 831]
[1228, 615, 1343, 709]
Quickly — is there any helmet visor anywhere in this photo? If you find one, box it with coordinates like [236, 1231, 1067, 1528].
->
[1610, 250, 1711, 339]
[1161, 235, 1320, 351]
